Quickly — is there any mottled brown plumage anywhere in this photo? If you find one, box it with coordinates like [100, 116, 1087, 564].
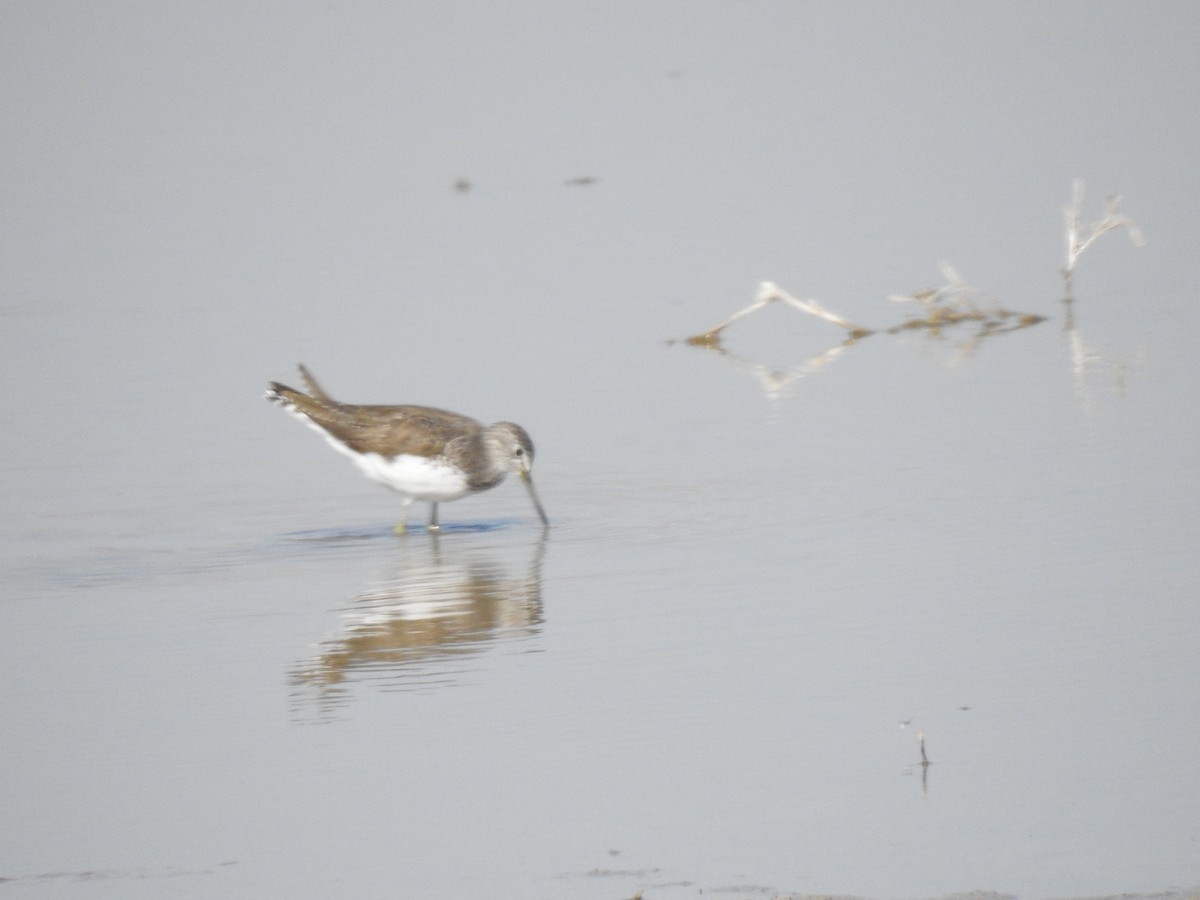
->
[265, 365, 548, 533]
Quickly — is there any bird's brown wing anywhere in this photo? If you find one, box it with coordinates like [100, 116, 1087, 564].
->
[335, 405, 482, 458]
[286, 395, 481, 458]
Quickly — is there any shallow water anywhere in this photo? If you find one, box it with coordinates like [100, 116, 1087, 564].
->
[2, 4, 1199, 899]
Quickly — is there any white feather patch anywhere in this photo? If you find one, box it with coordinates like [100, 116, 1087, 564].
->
[275, 400, 474, 500]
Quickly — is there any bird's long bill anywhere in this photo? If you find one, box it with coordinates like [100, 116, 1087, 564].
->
[520, 471, 549, 528]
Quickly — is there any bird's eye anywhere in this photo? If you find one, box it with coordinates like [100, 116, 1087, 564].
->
[515, 447, 525, 456]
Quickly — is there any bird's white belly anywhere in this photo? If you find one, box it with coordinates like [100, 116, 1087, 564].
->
[323, 437, 471, 501]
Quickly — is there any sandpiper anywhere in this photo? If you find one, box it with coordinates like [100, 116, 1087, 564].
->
[265, 365, 548, 534]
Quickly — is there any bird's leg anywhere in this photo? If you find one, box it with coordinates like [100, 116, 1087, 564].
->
[427, 502, 441, 533]
[395, 499, 414, 536]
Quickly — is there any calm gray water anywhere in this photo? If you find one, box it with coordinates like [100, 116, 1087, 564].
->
[3, 4, 1198, 899]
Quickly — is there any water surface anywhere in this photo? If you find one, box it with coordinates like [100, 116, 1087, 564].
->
[2, 4, 1198, 899]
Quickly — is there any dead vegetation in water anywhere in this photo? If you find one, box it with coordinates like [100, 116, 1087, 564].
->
[885, 263, 1045, 371]
[886, 262, 1044, 337]
[678, 263, 1044, 354]
[674, 179, 1143, 397]
[685, 281, 873, 347]
[673, 262, 1044, 390]
[1057, 179, 1148, 411]
[1062, 177, 1145, 295]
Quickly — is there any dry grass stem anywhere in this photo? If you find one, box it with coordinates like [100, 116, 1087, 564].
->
[1063, 177, 1145, 275]
[687, 281, 871, 345]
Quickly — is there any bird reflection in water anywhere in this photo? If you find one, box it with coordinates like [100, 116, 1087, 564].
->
[289, 533, 545, 719]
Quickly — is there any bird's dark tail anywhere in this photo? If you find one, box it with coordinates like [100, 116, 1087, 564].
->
[264, 380, 304, 409]
[265, 364, 337, 411]
[265, 367, 349, 433]
[297, 364, 335, 402]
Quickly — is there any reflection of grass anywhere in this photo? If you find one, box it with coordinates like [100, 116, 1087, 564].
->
[684, 335, 867, 403]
